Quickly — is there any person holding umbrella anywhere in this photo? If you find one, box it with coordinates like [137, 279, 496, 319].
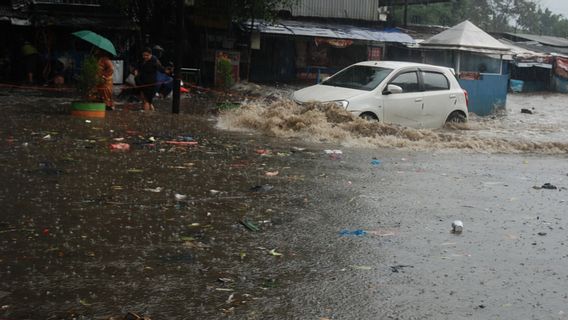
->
[72, 30, 117, 110]
[95, 49, 114, 110]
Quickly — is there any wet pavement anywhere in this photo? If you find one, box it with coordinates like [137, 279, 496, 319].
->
[1, 89, 567, 319]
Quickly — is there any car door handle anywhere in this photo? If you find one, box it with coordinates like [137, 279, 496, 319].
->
[415, 98, 423, 102]
[449, 94, 456, 99]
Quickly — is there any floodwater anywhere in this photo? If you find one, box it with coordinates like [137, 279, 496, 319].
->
[1, 89, 567, 319]
[218, 92, 568, 154]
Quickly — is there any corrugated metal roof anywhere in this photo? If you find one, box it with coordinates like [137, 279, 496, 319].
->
[505, 33, 568, 48]
[290, 0, 379, 21]
[245, 19, 415, 44]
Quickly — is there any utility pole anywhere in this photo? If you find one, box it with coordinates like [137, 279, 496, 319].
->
[172, 0, 185, 114]
[404, 0, 408, 27]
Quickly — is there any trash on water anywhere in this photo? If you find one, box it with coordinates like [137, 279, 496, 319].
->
[521, 108, 534, 114]
[210, 189, 221, 195]
[265, 171, 279, 176]
[113, 137, 125, 141]
[292, 147, 306, 152]
[452, 220, 464, 234]
[127, 168, 143, 173]
[164, 141, 198, 146]
[268, 249, 282, 256]
[85, 120, 92, 123]
[339, 229, 367, 236]
[110, 143, 130, 151]
[42, 134, 51, 140]
[250, 184, 274, 192]
[533, 183, 558, 190]
[390, 264, 413, 273]
[218, 277, 234, 283]
[144, 187, 163, 193]
[240, 218, 260, 232]
[324, 149, 343, 160]
[542, 183, 558, 190]
[174, 193, 188, 200]
[371, 158, 382, 166]
[256, 149, 271, 155]
[177, 135, 194, 141]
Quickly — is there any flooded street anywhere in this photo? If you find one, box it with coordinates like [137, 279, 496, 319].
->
[1, 89, 567, 319]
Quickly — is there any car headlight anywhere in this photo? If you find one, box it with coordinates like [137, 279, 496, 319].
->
[333, 100, 349, 108]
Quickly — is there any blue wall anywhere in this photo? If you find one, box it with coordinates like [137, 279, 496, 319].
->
[459, 72, 509, 116]
[553, 76, 568, 93]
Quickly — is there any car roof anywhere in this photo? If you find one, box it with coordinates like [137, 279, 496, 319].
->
[354, 60, 452, 72]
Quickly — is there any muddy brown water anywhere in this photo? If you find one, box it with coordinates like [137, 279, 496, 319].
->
[1, 90, 567, 319]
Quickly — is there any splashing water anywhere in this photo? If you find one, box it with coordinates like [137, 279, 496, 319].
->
[217, 94, 568, 154]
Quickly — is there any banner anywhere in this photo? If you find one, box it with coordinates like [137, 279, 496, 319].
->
[314, 38, 353, 48]
[555, 56, 568, 80]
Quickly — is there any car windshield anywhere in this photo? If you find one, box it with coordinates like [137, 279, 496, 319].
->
[321, 65, 393, 91]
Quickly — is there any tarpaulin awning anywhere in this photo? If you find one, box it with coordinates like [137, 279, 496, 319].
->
[499, 38, 553, 68]
[242, 19, 415, 44]
[35, 15, 138, 31]
[556, 56, 568, 79]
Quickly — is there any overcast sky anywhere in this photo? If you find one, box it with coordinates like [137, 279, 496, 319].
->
[539, 0, 568, 17]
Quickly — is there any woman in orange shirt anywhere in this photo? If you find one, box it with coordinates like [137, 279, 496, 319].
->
[96, 50, 114, 110]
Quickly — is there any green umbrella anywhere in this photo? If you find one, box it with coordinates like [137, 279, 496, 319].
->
[72, 30, 117, 56]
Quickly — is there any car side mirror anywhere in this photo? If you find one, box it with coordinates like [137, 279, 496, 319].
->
[383, 84, 403, 95]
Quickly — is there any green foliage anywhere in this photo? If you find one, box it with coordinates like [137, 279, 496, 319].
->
[77, 55, 102, 100]
[394, 0, 568, 37]
[217, 58, 234, 89]
[231, 0, 299, 22]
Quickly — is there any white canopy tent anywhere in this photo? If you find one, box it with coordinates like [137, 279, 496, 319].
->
[420, 20, 511, 73]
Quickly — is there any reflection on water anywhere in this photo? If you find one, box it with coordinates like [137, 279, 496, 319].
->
[0, 92, 318, 319]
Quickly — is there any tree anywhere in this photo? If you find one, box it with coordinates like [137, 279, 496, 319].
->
[393, 0, 568, 37]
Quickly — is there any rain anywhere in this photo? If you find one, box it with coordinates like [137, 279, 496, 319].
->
[2, 0, 568, 319]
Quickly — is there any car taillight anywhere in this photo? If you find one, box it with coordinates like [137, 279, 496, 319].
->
[463, 89, 469, 110]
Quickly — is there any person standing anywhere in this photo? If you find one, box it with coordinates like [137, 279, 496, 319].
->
[95, 50, 114, 110]
[137, 47, 162, 111]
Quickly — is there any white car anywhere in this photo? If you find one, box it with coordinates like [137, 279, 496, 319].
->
[292, 61, 469, 128]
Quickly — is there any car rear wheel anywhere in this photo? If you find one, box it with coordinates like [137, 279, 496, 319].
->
[360, 113, 378, 121]
[445, 111, 466, 123]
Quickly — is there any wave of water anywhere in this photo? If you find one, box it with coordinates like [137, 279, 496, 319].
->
[217, 94, 568, 154]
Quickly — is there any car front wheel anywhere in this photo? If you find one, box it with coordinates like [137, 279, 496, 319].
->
[360, 113, 378, 121]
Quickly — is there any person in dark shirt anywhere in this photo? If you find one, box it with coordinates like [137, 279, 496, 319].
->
[136, 47, 162, 111]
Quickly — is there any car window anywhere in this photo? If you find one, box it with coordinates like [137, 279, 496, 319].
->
[322, 66, 393, 91]
[389, 71, 419, 93]
[422, 71, 450, 91]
